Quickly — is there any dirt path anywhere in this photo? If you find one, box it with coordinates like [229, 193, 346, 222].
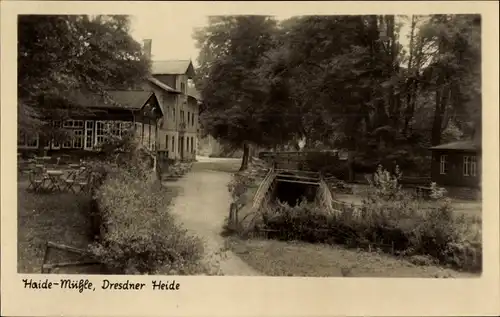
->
[166, 158, 260, 276]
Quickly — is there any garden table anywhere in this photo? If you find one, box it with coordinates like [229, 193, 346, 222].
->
[45, 170, 65, 192]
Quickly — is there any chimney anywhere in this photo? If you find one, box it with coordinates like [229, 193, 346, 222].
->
[142, 39, 152, 59]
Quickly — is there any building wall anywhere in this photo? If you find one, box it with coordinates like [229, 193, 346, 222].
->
[143, 82, 180, 159]
[147, 74, 198, 161]
[431, 150, 481, 188]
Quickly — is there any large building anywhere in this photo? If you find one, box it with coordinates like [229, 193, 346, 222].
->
[142, 40, 200, 161]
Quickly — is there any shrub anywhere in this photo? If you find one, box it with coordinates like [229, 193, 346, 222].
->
[88, 138, 207, 275]
[227, 171, 257, 208]
[258, 165, 482, 272]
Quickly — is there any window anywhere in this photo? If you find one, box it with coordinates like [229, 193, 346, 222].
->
[191, 137, 194, 152]
[173, 108, 176, 122]
[192, 113, 195, 126]
[178, 136, 181, 152]
[134, 122, 142, 134]
[18, 130, 39, 148]
[171, 136, 175, 152]
[63, 120, 84, 128]
[121, 121, 134, 135]
[471, 156, 477, 176]
[27, 134, 39, 148]
[187, 112, 190, 125]
[109, 121, 122, 138]
[439, 155, 448, 175]
[463, 155, 477, 177]
[73, 130, 84, 148]
[18, 131, 26, 146]
[52, 121, 62, 149]
[62, 133, 73, 148]
[95, 121, 108, 146]
[181, 82, 186, 93]
[150, 124, 156, 150]
[85, 120, 94, 149]
[180, 110, 185, 123]
[43, 138, 50, 149]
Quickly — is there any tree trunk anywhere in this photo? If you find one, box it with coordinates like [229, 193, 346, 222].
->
[239, 142, 250, 171]
[347, 149, 355, 183]
[38, 134, 46, 156]
[431, 86, 450, 146]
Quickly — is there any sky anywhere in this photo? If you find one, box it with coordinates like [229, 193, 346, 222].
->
[130, 13, 209, 64]
[130, 14, 411, 66]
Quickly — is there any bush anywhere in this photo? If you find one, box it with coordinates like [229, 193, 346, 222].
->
[228, 172, 256, 206]
[258, 165, 482, 272]
[88, 138, 207, 275]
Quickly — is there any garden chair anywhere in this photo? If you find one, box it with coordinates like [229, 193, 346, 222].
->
[61, 169, 78, 193]
[74, 170, 93, 194]
[27, 166, 49, 192]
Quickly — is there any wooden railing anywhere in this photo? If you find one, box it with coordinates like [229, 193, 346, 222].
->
[237, 167, 276, 236]
[252, 166, 276, 209]
[317, 176, 339, 215]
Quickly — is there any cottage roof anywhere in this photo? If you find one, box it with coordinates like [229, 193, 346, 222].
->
[429, 139, 481, 151]
[152, 60, 195, 78]
[93, 90, 155, 110]
[69, 90, 158, 112]
[147, 77, 180, 93]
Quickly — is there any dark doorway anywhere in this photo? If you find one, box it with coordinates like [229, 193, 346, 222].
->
[273, 173, 318, 206]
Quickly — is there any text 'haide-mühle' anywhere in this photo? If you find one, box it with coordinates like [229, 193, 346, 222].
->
[22, 278, 94, 293]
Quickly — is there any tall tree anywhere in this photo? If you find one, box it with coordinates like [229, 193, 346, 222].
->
[418, 14, 481, 145]
[194, 16, 290, 170]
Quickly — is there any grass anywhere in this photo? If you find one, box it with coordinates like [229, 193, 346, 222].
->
[17, 181, 99, 274]
[17, 178, 181, 274]
[226, 237, 479, 278]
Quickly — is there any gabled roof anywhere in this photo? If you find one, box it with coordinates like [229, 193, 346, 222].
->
[429, 139, 481, 151]
[152, 60, 196, 78]
[102, 90, 155, 110]
[69, 90, 160, 113]
[147, 77, 180, 94]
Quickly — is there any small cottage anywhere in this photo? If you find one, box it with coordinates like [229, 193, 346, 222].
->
[18, 90, 163, 154]
[429, 139, 481, 188]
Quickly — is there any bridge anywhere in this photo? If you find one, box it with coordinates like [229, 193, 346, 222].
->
[230, 151, 343, 235]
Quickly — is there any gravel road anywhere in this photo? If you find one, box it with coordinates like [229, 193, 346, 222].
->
[166, 158, 260, 276]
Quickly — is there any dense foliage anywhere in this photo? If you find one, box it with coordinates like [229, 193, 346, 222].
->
[18, 15, 150, 148]
[88, 138, 208, 275]
[194, 15, 481, 176]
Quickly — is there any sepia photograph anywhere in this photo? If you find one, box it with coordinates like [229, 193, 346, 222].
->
[15, 12, 484, 279]
[3, 1, 500, 316]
